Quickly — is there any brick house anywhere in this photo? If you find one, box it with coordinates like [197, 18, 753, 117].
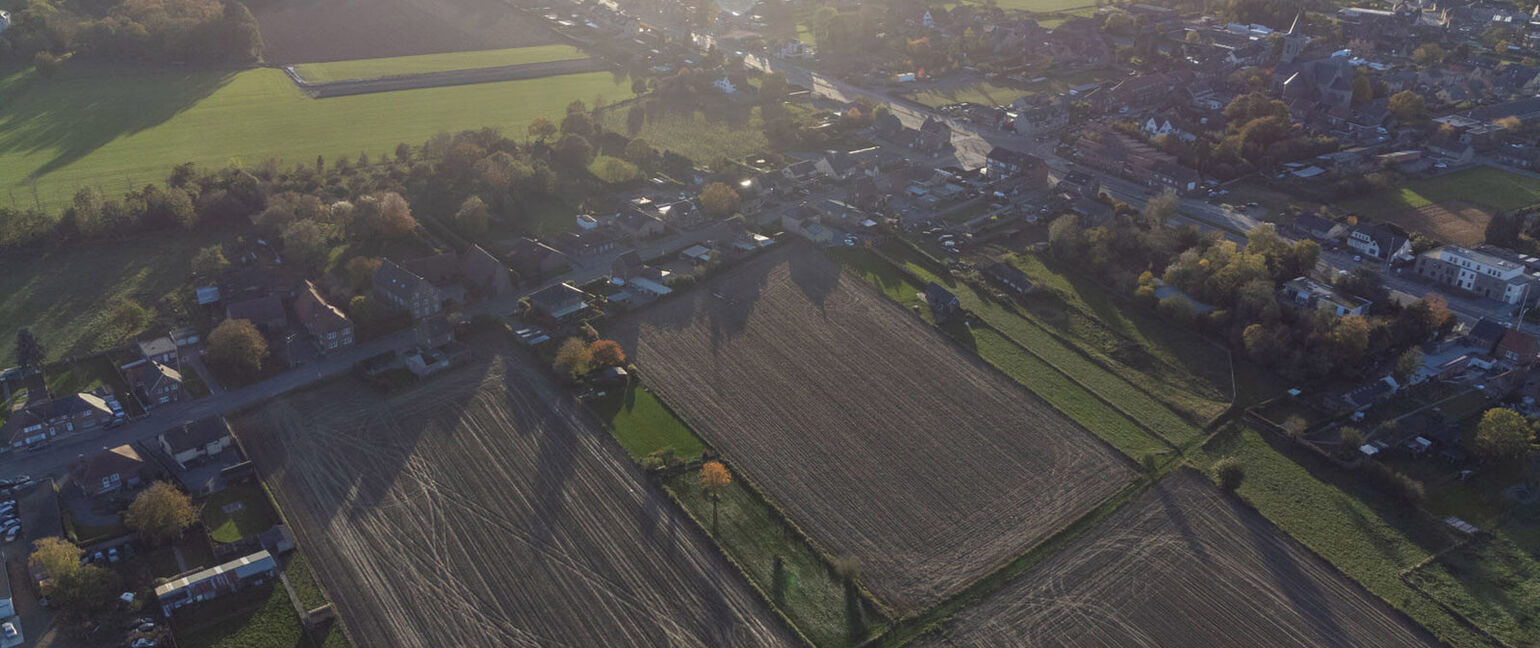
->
[124, 361, 184, 408]
[159, 417, 233, 470]
[373, 258, 444, 320]
[68, 444, 147, 496]
[293, 280, 354, 351]
[0, 392, 116, 451]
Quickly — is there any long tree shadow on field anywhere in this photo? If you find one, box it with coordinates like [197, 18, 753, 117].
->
[1239, 495, 1349, 645]
[500, 352, 579, 553]
[1152, 475, 1210, 564]
[0, 69, 235, 181]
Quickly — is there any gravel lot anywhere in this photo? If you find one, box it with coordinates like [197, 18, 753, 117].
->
[611, 244, 1132, 614]
[236, 342, 796, 648]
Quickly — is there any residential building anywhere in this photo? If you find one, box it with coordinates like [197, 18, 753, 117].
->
[612, 206, 667, 240]
[224, 295, 287, 332]
[137, 337, 178, 368]
[1281, 276, 1370, 317]
[402, 244, 514, 305]
[983, 262, 1033, 295]
[925, 282, 961, 321]
[1346, 224, 1410, 261]
[68, 444, 147, 496]
[1466, 318, 1510, 354]
[1497, 329, 1540, 366]
[1415, 245, 1530, 304]
[528, 283, 590, 322]
[985, 147, 1048, 186]
[154, 550, 278, 616]
[293, 281, 354, 351]
[505, 238, 571, 281]
[159, 417, 233, 470]
[124, 361, 183, 408]
[1292, 213, 1345, 241]
[0, 392, 116, 451]
[373, 258, 444, 320]
[917, 117, 952, 154]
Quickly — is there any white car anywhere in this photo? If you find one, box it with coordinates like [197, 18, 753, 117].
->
[1, 623, 15, 639]
[3, 527, 19, 543]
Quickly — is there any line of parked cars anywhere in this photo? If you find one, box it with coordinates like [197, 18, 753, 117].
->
[0, 475, 29, 544]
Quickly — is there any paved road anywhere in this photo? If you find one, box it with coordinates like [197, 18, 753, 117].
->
[0, 224, 728, 480]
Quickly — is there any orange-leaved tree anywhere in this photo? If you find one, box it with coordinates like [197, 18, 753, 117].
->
[700, 460, 732, 532]
[589, 339, 626, 368]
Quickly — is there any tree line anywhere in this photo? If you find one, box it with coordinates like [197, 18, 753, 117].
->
[0, 0, 261, 68]
[1048, 196, 1451, 381]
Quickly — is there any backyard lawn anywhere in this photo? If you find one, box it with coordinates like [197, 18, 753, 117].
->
[0, 225, 235, 366]
[1344, 167, 1540, 217]
[202, 484, 281, 544]
[0, 65, 634, 210]
[175, 584, 349, 648]
[597, 102, 781, 169]
[588, 381, 707, 461]
[292, 45, 587, 83]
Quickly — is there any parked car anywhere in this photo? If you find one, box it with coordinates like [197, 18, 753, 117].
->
[3, 527, 20, 543]
[1, 623, 15, 640]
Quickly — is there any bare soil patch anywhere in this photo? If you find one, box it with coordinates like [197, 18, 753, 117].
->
[915, 471, 1441, 647]
[254, 0, 561, 64]
[235, 342, 796, 648]
[1382, 200, 1492, 248]
[610, 243, 1133, 615]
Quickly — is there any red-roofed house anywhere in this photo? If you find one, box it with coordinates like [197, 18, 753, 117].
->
[293, 281, 355, 351]
[1497, 329, 1539, 367]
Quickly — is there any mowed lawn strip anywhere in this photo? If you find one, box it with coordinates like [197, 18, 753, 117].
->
[837, 249, 1168, 460]
[1196, 425, 1498, 648]
[617, 244, 1132, 614]
[292, 45, 587, 83]
[912, 470, 1441, 648]
[870, 245, 1205, 445]
[0, 67, 633, 209]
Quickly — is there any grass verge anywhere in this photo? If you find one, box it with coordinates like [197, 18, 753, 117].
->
[292, 45, 587, 83]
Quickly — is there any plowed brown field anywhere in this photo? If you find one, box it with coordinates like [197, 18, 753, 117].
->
[255, 0, 561, 64]
[915, 471, 1441, 647]
[235, 344, 797, 648]
[610, 243, 1132, 615]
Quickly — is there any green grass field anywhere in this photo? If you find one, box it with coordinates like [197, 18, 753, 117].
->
[0, 66, 634, 210]
[202, 484, 281, 544]
[589, 381, 707, 461]
[0, 225, 235, 366]
[905, 81, 1028, 108]
[598, 102, 780, 168]
[292, 45, 587, 83]
[284, 553, 331, 611]
[1344, 167, 1540, 216]
[1195, 425, 1496, 648]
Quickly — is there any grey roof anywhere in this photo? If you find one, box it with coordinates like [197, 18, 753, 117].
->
[529, 283, 588, 313]
[162, 416, 231, 454]
[138, 337, 177, 358]
[373, 258, 438, 297]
